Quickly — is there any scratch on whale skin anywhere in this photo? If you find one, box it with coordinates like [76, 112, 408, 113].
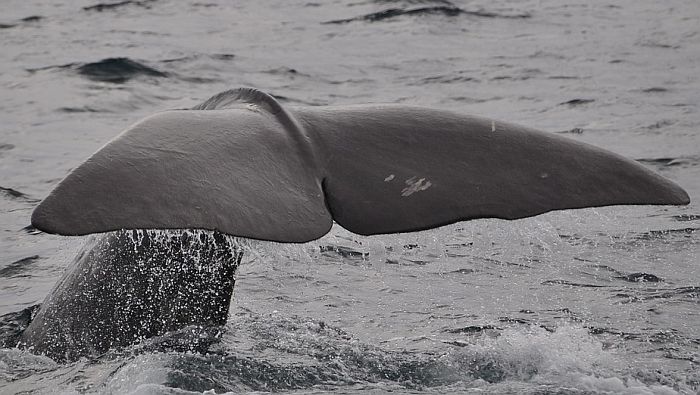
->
[401, 177, 432, 197]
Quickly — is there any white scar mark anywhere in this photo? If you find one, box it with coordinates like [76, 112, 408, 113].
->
[384, 174, 395, 182]
[401, 177, 432, 197]
[491, 120, 496, 132]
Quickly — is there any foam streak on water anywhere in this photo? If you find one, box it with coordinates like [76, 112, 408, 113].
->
[0, 0, 698, 393]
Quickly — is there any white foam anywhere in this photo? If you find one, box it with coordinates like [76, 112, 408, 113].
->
[454, 324, 680, 394]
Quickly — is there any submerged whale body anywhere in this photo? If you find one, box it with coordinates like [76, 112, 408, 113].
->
[24, 88, 689, 361]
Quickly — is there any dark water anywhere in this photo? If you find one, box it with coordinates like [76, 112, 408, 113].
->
[1, 0, 699, 393]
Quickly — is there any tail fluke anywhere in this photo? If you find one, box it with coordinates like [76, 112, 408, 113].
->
[31, 88, 690, 242]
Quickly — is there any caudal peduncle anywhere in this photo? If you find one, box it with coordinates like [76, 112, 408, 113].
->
[20, 229, 242, 362]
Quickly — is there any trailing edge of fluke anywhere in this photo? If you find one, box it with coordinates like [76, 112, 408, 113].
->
[31, 88, 690, 242]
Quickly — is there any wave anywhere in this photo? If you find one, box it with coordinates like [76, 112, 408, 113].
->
[672, 214, 700, 222]
[0, 305, 39, 349]
[556, 127, 585, 134]
[412, 74, 479, 85]
[0, 186, 39, 203]
[83, 0, 157, 12]
[28, 57, 168, 84]
[635, 227, 699, 240]
[0, 256, 42, 278]
[622, 273, 663, 283]
[2, 313, 694, 393]
[615, 286, 700, 303]
[636, 156, 700, 168]
[559, 98, 595, 106]
[541, 279, 608, 288]
[0, 15, 43, 29]
[76, 57, 168, 83]
[643, 87, 670, 93]
[582, 264, 664, 283]
[56, 106, 103, 113]
[0, 144, 14, 155]
[324, 4, 531, 24]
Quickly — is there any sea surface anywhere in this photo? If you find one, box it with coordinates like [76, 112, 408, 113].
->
[1, 0, 699, 393]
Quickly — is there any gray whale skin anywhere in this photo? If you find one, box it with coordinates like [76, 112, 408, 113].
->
[23, 88, 690, 361]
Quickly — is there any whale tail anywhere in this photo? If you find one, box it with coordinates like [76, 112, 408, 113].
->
[31, 88, 689, 242]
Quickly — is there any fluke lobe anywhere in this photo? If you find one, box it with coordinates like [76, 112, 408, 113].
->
[23, 88, 690, 361]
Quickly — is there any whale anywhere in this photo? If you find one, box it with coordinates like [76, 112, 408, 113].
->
[22, 88, 690, 361]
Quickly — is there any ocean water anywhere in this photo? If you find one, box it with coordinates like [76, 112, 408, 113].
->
[0, 0, 698, 393]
